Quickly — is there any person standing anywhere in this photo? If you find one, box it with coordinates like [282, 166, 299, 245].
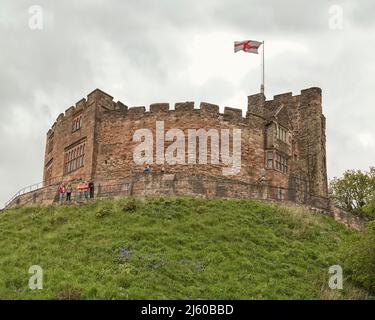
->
[58, 184, 66, 205]
[66, 183, 73, 202]
[77, 180, 83, 202]
[83, 181, 89, 200]
[89, 181, 95, 199]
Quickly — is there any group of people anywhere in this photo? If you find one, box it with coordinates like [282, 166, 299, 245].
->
[58, 180, 95, 204]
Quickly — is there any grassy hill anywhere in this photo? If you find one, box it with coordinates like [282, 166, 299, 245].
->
[0, 196, 370, 299]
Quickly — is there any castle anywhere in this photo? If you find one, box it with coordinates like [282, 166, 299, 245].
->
[6, 87, 328, 209]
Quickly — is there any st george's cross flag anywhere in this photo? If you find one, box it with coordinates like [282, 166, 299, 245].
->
[234, 40, 262, 54]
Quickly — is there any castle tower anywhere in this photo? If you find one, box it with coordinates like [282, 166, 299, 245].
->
[247, 87, 328, 206]
[43, 89, 118, 185]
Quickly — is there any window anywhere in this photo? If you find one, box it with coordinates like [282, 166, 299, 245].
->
[45, 160, 53, 184]
[266, 151, 288, 173]
[277, 126, 287, 142]
[64, 143, 85, 174]
[266, 151, 273, 168]
[275, 152, 288, 173]
[72, 114, 83, 132]
[48, 133, 54, 154]
[277, 188, 285, 200]
[275, 153, 280, 171]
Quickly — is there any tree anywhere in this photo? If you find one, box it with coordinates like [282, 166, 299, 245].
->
[330, 167, 375, 216]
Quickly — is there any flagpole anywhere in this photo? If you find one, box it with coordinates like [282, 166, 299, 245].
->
[261, 40, 265, 95]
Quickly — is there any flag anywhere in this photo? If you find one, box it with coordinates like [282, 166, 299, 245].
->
[234, 40, 262, 54]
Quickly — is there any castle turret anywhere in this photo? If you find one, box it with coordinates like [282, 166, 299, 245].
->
[297, 87, 328, 203]
[247, 92, 265, 118]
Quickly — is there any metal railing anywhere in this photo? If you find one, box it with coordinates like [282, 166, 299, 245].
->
[3, 174, 93, 208]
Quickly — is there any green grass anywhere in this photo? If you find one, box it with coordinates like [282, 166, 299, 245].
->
[0, 196, 370, 299]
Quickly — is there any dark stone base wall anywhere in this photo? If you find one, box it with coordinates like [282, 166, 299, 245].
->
[6, 173, 329, 210]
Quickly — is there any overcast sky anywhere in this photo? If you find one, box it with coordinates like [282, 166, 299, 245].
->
[0, 0, 374, 207]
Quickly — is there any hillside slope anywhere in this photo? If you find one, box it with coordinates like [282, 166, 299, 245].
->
[0, 197, 370, 299]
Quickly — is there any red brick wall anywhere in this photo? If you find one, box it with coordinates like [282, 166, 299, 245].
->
[94, 105, 260, 184]
[42, 87, 328, 207]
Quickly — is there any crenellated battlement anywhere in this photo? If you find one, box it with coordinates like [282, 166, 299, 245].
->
[247, 87, 322, 119]
[46, 89, 251, 134]
[47, 89, 114, 133]
[47, 87, 323, 137]
[121, 102, 246, 124]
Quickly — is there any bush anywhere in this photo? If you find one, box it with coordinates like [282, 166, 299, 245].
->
[195, 205, 206, 214]
[362, 201, 375, 221]
[95, 206, 112, 218]
[122, 198, 137, 213]
[344, 221, 375, 294]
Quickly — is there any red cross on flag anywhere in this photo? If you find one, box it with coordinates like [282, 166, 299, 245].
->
[234, 40, 262, 54]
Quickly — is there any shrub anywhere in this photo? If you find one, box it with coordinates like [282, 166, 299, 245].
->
[95, 206, 112, 218]
[362, 200, 375, 221]
[344, 221, 375, 294]
[122, 198, 137, 213]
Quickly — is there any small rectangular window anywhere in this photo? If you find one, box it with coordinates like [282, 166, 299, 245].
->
[274, 152, 288, 174]
[48, 133, 54, 154]
[45, 160, 53, 184]
[266, 151, 273, 168]
[277, 126, 287, 142]
[72, 114, 83, 132]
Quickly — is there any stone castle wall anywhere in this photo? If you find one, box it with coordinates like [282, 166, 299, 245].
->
[6, 172, 328, 209]
[94, 103, 262, 185]
[6, 87, 328, 209]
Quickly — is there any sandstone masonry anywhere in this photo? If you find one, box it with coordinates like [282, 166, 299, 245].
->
[6, 87, 329, 209]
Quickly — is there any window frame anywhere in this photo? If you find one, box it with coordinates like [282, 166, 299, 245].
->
[272, 152, 289, 174]
[64, 143, 85, 175]
[277, 125, 287, 143]
[266, 151, 274, 169]
[47, 132, 54, 154]
[72, 113, 83, 133]
[45, 159, 53, 184]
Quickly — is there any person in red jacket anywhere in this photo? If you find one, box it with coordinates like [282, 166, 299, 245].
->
[76, 180, 83, 202]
